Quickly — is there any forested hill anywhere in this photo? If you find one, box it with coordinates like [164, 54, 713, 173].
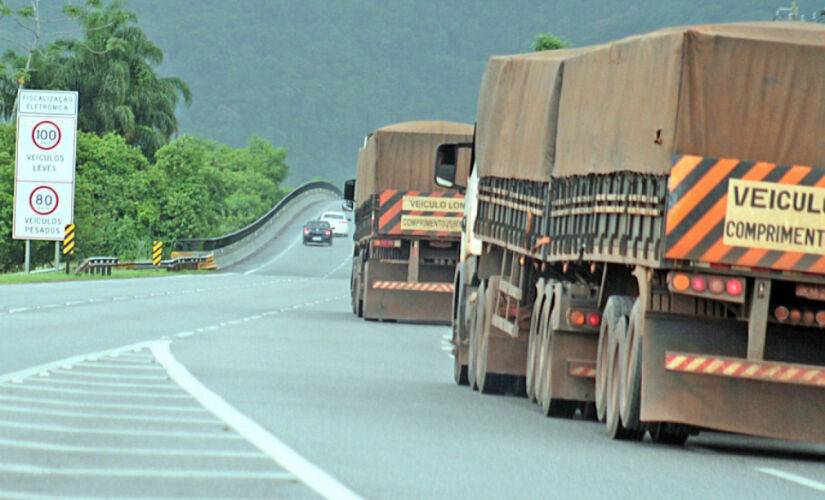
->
[129, 0, 793, 184]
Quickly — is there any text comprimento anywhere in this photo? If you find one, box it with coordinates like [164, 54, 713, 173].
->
[400, 215, 462, 233]
[724, 179, 825, 255]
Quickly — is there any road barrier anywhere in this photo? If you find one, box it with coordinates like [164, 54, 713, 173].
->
[75, 256, 119, 275]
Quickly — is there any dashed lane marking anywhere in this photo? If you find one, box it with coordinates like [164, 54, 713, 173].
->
[152, 340, 363, 500]
[0, 420, 244, 440]
[0, 437, 266, 458]
[755, 467, 825, 492]
[243, 236, 302, 275]
[20, 377, 180, 390]
[0, 463, 296, 480]
[0, 403, 218, 424]
[6, 383, 192, 399]
[0, 394, 207, 413]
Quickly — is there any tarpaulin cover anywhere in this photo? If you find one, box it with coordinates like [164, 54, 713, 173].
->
[355, 120, 473, 207]
[478, 22, 825, 180]
[475, 48, 593, 180]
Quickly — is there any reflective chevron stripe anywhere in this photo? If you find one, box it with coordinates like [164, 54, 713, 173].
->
[377, 190, 464, 238]
[665, 352, 825, 387]
[664, 155, 825, 274]
[371, 281, 454, 293]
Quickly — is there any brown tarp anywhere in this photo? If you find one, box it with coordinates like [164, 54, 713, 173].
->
[475, 48, 593, 180]
[355, 120, 473, 207]
[478, 22, 825, 180]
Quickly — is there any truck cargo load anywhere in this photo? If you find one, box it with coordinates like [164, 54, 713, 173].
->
[436, 22, 825, 445]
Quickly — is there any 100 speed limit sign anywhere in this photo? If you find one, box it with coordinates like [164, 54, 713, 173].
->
[31, 120, 61, 150]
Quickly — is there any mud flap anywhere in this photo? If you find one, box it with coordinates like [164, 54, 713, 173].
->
[641, 313, 825, 443]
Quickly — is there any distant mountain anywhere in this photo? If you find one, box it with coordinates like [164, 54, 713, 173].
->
[12, 1, 807, 183]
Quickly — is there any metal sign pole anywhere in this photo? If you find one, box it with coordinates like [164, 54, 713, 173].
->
[24, 240, 30, 273]
[54, 241, 60, 270]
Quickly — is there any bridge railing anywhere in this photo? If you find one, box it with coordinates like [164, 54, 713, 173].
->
[173, 181, 342, 252]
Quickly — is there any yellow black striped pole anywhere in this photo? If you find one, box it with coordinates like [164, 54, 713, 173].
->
[152, 241, 163, 267]
[63, 224, 75, 274]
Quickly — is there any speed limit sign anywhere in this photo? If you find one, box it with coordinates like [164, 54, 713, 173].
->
[31, 120, 61, 150]
[29, 185, 59, 215]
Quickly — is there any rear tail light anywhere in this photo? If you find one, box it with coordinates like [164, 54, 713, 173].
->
[326, 229, 331, 236]
[303, 228, 309, 235]
[726, 279, 743, 296]
[672, 273, 690, 291]
[817, 311, 825, 327]
[790, 309, 802, 323]
[587, 313, 601, 327]
[374, 239, 400, 248]
[690, 276, 707, 292]
[803, 311, 815, 326]
[775, 306, 789, 322]
[570, 311, 585, 326]
[708, 277, 725, 295]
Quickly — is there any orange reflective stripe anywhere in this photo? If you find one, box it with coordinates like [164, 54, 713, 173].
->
[666, 158, 740, 234]
[667, 196, 727, 258]
[668, 155, 704, 192]
[772, 252, 805, 271]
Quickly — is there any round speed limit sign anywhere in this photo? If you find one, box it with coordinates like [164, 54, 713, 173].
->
[29, 185, 59, 215]
[31, 120, 61, 150]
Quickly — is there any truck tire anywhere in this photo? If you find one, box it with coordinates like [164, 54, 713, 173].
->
[452, 268, 469, 386]
[477, 276, 504, 395]
[525, 278, 546, 402]
[468, 280, 485, 391]
[538, 287, 576, 418]
[620, 299, 644, 430]
[649, 423, 689, 445]
[596, 295, 635, 422]
[605, 316, 644, 441]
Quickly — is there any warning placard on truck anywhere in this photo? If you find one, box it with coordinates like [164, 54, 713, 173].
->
[724, 179, 825, 255]
[376, 190, 464, 237]
[400, 215, 462, 233]
[402, 196, 465, 212]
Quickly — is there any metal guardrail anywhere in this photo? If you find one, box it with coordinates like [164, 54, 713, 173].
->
[75, 256, 119, 276]
[173, 181, 342, 252]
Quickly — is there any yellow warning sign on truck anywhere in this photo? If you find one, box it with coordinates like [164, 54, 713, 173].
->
[724, 179, 825, 255]
[400, 215, 462, 233]
[402, 195, 465, 212]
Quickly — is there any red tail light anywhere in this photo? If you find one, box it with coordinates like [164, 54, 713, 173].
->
[775, 306, 789, 322]
[816, 311, 825, 327]
[726, 279, 743, 296]
[303, 228, 309, 235]
[803, 311, 815, 326]
[326, 229, 331, 236]
[790, 309, 802, 323]
[708, 277, 725, 295]
[691, 276, 707, 292]
[587, 313, 601, 327]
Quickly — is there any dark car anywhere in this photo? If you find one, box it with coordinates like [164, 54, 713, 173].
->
[303, 220, 333, 246]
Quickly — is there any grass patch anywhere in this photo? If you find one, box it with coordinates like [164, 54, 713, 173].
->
[0, 268, 208, 285]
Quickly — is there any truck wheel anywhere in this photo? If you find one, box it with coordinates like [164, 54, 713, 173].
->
[468, 280, 485, 391]
[538, 289, 576, 418]
[606, 317, 644, 441]
[477, 276, 504, 395]
[526, 278, 546, 402]
[620, 299, 644, 430]
[596, 296, 635, 422]
[650, 423, 689, 445]
[452, 271, 469, 386]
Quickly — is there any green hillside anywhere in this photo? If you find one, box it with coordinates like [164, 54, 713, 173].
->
[13, 1, 813, 184]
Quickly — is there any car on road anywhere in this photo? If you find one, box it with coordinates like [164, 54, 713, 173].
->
[303, 220, 333, 246]
[319, 211, 350, 236]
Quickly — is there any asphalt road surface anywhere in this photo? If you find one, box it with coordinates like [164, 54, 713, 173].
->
[2, 200, 825, 499]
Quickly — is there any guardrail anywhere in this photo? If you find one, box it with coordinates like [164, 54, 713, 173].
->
[75, 256, 119, 276]
[173, 181, 342, 252]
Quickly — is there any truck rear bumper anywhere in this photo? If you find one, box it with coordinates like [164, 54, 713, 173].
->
[641, 314, 825, 443]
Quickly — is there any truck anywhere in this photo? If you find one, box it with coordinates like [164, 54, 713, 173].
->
[434, 22, 825, 444]
[344, 121, 473, 323]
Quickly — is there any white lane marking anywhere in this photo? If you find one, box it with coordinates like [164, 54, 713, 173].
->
[0, 420, 243, 439]
[75, 360, 162, 370]
[51, 369, 168, 380]
[0, 394, 206, 413]
[0, 403, 217, 424]
[323, 257, 350, 279]
[0, 342, 155, 385]
[244, 236, 301, 275]
[0, 463, 295, 480]
[152, 341, 363, 500]
[5, 383, 191, 399]
[0, 437, 266, 458]
[8, 307, 31, 314]
[175, 331, 195, 338]
[21, 377, 179, 390]
[755, 467, 825, 492]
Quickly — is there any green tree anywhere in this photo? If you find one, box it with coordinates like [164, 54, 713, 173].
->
[532, 31, 572, 51]
[0, 0, 191, 158]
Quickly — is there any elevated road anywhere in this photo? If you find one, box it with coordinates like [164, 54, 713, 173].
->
[1, 200, 824, 499]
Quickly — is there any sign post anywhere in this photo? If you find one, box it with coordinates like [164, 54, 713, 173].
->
[12, 89, 78, 271]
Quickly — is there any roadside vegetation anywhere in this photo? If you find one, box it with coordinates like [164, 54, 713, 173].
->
[0, 1, 291, 272]
[0, 267, 205, 284]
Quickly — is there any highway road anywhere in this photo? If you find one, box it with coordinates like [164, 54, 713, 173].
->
[1, 199, 825, 499]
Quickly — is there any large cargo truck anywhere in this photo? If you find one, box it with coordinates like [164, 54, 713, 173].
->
[345, 121, 472, 323]
[435, 22, 825, 444]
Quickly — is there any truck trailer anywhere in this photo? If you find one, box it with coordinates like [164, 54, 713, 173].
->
[435, 22, 825, 444]
[345, 121, 473, 323]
